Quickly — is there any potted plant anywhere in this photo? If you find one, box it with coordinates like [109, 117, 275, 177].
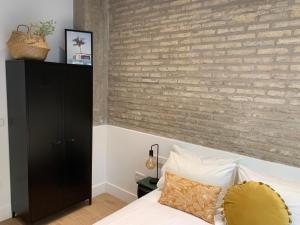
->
[32, 20, 56, 41]
[7, 20, 56, 61]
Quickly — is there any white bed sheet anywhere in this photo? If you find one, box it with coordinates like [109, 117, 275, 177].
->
[94, 190, 224, 225]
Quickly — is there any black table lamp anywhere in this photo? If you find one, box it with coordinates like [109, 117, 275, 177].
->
[145, 144, 159, 184]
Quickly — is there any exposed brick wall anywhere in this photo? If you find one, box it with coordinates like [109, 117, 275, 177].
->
[108, 0, 300, 166]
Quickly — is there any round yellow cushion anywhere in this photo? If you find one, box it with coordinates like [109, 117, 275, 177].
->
[223, 181, 291, 225]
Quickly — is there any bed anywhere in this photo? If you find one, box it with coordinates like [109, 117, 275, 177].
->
[94, 144, 300, 225]
[94, 189, 224, 225]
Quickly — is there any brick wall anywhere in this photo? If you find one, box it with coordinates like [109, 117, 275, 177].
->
[108, 0, 300, 166]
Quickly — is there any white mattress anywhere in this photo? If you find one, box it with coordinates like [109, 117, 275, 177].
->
[94, 190, 224, 225]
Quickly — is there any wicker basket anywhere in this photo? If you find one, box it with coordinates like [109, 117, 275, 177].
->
[7, 25, 50, 61]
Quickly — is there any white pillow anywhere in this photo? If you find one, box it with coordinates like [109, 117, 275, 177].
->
[157, 150, 237, 190]
[238, 165, 300, 225]
[172, 144, 239, 165]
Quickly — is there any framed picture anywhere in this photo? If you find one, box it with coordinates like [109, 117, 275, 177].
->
[65, 29, 93, 66]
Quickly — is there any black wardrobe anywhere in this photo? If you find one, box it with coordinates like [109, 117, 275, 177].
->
[6, 60, 93, 224]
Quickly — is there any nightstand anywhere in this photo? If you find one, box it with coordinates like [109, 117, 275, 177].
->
[137, 177, 157, 198]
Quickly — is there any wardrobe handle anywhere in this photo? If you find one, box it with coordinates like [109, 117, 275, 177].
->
[53, 140, 63, 145]
[67, 138, 75, 143]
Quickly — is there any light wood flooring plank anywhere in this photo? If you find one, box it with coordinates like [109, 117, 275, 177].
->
[0, 194, 126, 225]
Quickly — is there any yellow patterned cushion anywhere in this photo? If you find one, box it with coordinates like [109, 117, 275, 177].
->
[159, 172, 221, 224]
[223, 181, 291, 225]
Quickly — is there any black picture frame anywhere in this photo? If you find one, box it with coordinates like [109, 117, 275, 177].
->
[65, 29, 93, 66]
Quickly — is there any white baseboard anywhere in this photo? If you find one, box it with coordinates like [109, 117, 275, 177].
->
[93, 181, 137, 203]
[0, 204, 11, 222]
[105, 182, 137, 203]
[92, 182, 107, 197]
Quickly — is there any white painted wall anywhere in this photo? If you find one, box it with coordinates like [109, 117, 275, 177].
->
[0, 0, 73, 221]
[105, 125, 300, 202]
[92, 126, 107, 197]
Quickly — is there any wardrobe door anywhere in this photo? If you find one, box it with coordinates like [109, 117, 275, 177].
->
[63, 65, 92, 207]
[26, 62, 64, 221]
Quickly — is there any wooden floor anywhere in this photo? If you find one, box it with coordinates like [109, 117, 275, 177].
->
[0, 194, 126, 225]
